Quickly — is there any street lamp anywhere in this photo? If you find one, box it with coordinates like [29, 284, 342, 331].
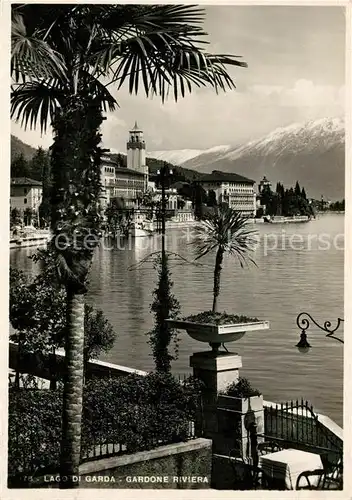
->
[295, 312, 344, 353]
[156, 163, 173, 257]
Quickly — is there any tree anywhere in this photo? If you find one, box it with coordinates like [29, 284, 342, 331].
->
[10, 266, 116, 388]
[29, 147, 49, 181]
[148, 254, 181, 372]
[207, 189, 217, 207]
[105, 197, 133, 237]
[11, 153, 30, 178]
[294, 181, 301, 197]
[23, 207, 36, 226]
[193, 183, 207, 220]
[39, 154, 52, 227]
[137, 189, 156, 220]
[260, 184, 277, 216]
[10, 208, 22, 229]
[83, 305, 116, 373]
[192, 206, 257, 313]
[301, 187, 307, 200]
[177, 198, 186, 210]
[11, 4, 246, 486]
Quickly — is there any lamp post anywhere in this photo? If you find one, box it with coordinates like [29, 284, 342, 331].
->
[156, 162, 173, 257]
[295, 312, 344, 353]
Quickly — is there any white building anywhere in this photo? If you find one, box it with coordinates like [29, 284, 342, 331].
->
[149, 182, 178, 210]
[198, 170, 256, 216]
[10, 177, 42, 213]
[100, 122, 148, 209]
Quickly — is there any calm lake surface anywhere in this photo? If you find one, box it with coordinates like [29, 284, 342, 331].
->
[10, 213, 344, 425]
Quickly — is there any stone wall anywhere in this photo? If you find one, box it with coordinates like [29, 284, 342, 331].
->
[78, 438, 212, 489]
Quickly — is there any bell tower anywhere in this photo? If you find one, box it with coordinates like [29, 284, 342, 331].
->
[127, 122, 148, 187]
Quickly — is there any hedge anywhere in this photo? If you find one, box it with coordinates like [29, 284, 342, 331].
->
[8, 372, 203, 485]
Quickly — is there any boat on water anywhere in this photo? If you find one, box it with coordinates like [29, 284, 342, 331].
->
[129, 220, 155, 238]
[10, 226, 51, 249]
[263, 215, 311, 224]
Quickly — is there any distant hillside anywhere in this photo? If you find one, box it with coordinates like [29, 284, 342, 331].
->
[109, 152, 203, 183]
[11, 135, 37, 161]
[151, 118, 345, 200]
[10, 137, 202, 186]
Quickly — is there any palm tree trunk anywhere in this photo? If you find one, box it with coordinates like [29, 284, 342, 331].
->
[212, 247, 224, 313]
[60, 289, 85, 488]
[50, 95, 103, 489]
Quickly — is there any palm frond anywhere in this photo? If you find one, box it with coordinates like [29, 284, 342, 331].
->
[11, 80, 65, 133]
[192, 207, 257, 267]
[88, 4, 247, 101]
[11, 13, 67, 83]
[82, 72, 118, 112]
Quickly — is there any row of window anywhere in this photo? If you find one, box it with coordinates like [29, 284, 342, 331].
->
[226, 193, 254, 198]
[104, 167, 115, 174]
[224, 189, 253, 194]
[230, 202, 255, 206]
[111, 188, 141, 196]
[105, 179, 144, 187]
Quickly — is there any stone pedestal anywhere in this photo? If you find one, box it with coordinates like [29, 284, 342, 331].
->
[190, 351, 242, 437]
[217, 394, 264, 459]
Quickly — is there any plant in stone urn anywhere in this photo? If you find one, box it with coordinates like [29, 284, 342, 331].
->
[194, 205, 257, 312]
[167, 206, 269, 349]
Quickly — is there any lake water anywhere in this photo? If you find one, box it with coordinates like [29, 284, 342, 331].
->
[10, 213, 344, 425]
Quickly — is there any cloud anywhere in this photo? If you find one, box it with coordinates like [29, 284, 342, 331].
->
[249, 80, 344, 112]
[11, 78, 344, 153]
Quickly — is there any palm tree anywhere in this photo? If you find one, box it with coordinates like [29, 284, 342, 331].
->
[193, 206, 257, 313]
[11, 4, 247, 487]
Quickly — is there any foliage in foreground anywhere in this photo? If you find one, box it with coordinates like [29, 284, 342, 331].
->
[8, 372, 203, 485]
[147, 254, 181, 372]
[222, 377, 262, 398]
[184, 311, 259, 325]
[9, 266, 116, 381]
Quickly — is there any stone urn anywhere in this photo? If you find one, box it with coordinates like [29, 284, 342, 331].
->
[166, 315, 269, 351]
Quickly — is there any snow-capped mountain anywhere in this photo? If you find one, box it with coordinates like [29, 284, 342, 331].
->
[146, 149, 204, 164]
[147, 145, 231, 166]
[149, 117, 345, 200]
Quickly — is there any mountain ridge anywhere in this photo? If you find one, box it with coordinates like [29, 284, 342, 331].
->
[150, 117, 345, 200]
[11, 116, 345, 199]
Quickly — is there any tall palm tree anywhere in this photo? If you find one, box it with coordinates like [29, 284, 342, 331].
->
[11, 4, 247, 487]
[193, 206, 257, 313]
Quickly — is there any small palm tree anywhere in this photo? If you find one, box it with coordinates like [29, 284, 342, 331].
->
[193, 206, 257, 313]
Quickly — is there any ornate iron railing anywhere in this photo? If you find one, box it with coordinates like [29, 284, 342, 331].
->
[264, 399, 342, 454]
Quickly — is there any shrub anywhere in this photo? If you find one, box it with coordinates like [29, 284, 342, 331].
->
[147, 254, 181, 373]
[81, 372, 203, 453]
[223, 377, 261, 398]
[184, 311, 259, 325]
[8, 372, 203, 484]
[8, 388, 62, 486]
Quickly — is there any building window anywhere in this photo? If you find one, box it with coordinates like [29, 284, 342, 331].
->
[24, 188, 27, 195]
[24, 198, 27, 204]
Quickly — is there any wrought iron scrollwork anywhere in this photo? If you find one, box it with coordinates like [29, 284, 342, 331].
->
[296, 313, 344, 345]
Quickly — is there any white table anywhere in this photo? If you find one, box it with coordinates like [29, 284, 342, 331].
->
[259, 448, 323, 489]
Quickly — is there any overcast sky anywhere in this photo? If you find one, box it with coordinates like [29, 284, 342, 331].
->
[11, 5, 346, 152]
